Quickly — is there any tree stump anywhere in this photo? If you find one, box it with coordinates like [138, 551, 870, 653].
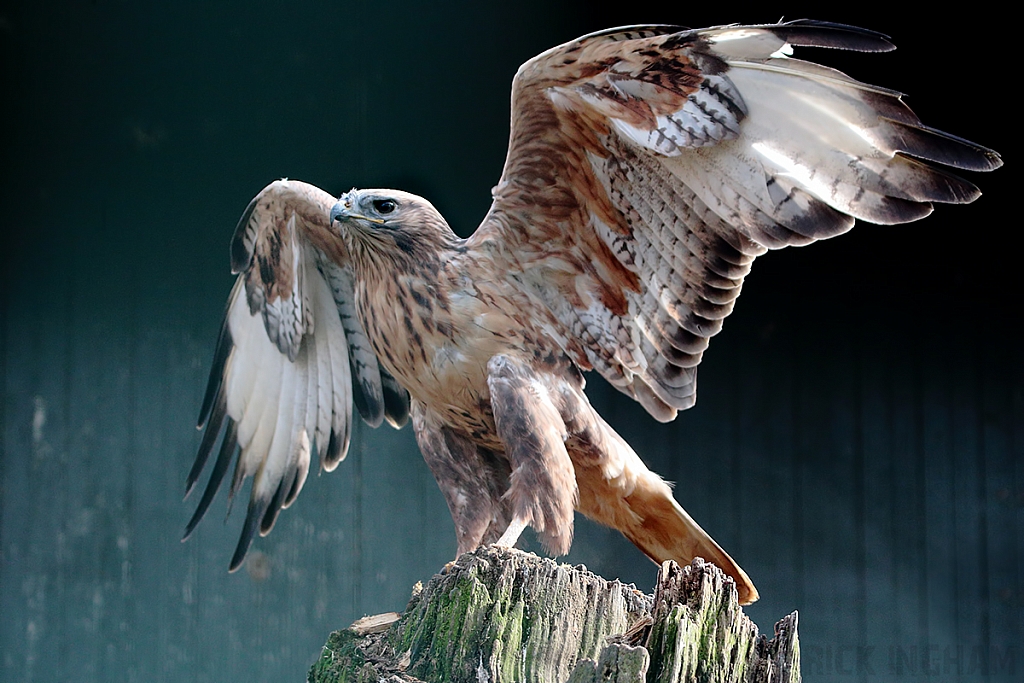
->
[308, 547, 799, 683]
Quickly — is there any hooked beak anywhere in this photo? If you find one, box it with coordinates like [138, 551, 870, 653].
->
[330, 195, 385, 225]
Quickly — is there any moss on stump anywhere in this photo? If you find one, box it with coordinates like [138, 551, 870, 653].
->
[308, 547, 799, 683]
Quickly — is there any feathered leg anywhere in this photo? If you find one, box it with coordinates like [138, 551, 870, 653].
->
[487, 355, 578, 555]
[411, 401, 512, 555]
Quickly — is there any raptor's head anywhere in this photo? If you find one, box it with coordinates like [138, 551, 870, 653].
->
[330, 189, 456, 266]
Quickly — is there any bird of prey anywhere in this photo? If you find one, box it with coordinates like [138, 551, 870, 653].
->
[183, 20, 999, 605]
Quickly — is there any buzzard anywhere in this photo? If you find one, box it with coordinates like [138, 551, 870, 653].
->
[183, 20, 1000, 605]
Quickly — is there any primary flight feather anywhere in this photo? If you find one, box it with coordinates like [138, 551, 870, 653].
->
[184, 20, 1000, 605]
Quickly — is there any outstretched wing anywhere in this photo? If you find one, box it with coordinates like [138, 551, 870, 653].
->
[472, 20, 1000, 421]
[184, 179, 410, 570]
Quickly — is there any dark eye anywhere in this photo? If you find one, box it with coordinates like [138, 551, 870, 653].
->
[372, 199, 397, 215]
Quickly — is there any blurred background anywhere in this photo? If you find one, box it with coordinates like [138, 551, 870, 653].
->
[1, 2, 1018, 681]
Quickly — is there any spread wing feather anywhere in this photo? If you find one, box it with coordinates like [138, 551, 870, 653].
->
[184, 180, 410, 570]
[473, 20, 1000, 422]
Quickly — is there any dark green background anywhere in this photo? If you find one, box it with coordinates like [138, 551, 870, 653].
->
[1, 2, 1018, 681]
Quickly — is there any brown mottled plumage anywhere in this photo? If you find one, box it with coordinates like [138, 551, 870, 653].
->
[185, 20, 1000, 605]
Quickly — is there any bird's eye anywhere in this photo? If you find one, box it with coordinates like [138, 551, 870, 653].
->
[372, 199, 397, 215]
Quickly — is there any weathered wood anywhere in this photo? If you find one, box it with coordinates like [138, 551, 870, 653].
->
[566, 643, 650, 683]
[647, 560, 799, 683]
[308, 547, 799, 683]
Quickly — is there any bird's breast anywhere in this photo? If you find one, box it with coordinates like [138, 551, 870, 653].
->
[356, 268, 564, 444]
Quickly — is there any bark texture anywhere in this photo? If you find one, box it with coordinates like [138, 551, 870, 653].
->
[308, 547, 799, 683]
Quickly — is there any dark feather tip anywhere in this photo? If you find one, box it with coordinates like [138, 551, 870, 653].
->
[198, 285, 237, 429]
[229, 496, 271, 572]
[771, 19, 895, 52]
[185, 394, 227, 498]
[259, 474, 292, 536]
[350, 374, 371, 423]
[866, 196, 935, 225]
[381, 371, 411, 429]
[884, 120, 1003, 173]
[905, 163, 982, 204]
[182, 419, 237, 542]
[283, 464, 304, 508]
[323, 429, 347, 472]
[229, 194, 260, 275]
[354, 376, 385, 428]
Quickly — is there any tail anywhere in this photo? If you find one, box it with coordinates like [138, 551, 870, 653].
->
[571, 413, 759, 605]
